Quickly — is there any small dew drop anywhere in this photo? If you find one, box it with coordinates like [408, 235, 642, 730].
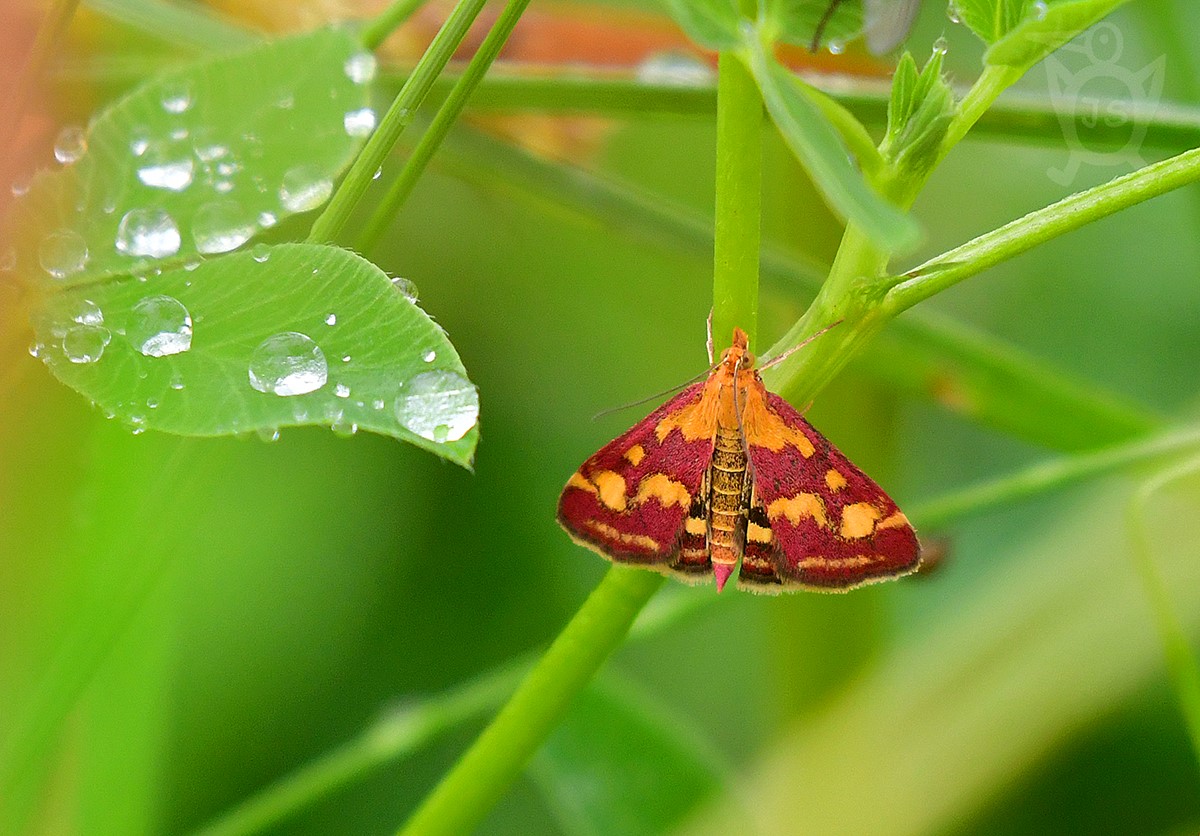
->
[193, 200, 255, 254]
[130, 136, 150, 156]
[62, 325, 111, 364]
[257, 426, 281, 443]
[195, 144, 229, 162]
[828, 39, 845, 55]
[248, 332, 328, 396]
[127, 295, 193, 357]
[344, 52, 377, 84]
[116, 208, 181, 258]
[161, 81, 193, 113]
[390, 276, 418, 302]
[251, 243, 271, 263]
[343, 107, 377, 137]
[1030, 0, 1048, 19]
[932, 36, 949, 56]
[372, 398, 385, 410]
[258, 212, 278, 228]
[53, 125, 88, 164]
[324, 313, 337, 326]
[394, 370, 478, 443]
[39, 230, 89, 278]
[422, 349, 436, 363]
[335, 382, 351, 398]
[170, 372, 185, 390]
[279, 165, 333, 213]
[372, 167, 383, 180]
[947, 2, 962, 23]
[331, 415, 358, 437]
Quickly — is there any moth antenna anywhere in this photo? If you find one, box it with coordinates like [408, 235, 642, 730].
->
[810, 0, 847, 52]
[757, 320, 844, 371]
[591, 362, 718, 421]
[705, 309, 714, 364]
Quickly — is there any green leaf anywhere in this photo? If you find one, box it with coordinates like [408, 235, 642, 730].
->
[660, 0, 743, 50]
[881, 50, 956, 177]
[27, 244, 479, 466]
[745, 44, 919, 252]
[951, 0, 1034, 44]
[528, 677, 727, 835]
[4, 27, 372, 290]
[985, 0, 1132, 68]
[768, 0, 863, 49]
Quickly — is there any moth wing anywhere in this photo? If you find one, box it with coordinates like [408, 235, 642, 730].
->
[742, 388, 920, 591]
[557, 382, 716, 569]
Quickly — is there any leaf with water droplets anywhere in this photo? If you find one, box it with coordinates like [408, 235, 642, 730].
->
[2, 27, 369, 289]
[28, 244, 479, 467]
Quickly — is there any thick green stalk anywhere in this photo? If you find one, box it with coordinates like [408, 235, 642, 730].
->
[360, 0, 428, 52]
[397, 568, 663, 835]
[711, 51, 762, 350]
[358, 0, 533, 253]
[306, 0, 487, 245]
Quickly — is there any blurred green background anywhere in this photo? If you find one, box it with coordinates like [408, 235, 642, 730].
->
[2, 1, 1200, 834]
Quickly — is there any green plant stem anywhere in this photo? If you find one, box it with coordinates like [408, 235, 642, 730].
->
[936, 63, 1022, 165]
[913, 424, 1200, 529]
[358, 0, 533, 253]
[885, 145, 1200, 314]
[1128, 454, 1200, 769]
[306, 0, 487, 245]
[711, 51, 763, 350]
[397, 568, 663, 836]
[360, 0, 428, 52]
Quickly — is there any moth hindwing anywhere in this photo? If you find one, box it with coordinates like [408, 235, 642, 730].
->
[557, 328, 920, 593]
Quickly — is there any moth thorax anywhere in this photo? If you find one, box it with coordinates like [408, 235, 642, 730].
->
[708, 427, 749, 566]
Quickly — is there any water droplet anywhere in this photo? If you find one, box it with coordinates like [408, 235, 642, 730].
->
[343, 107, 376, 137]
[394, 370, 478, 443]
[344, 52, 377, 84]
[53, 125, 87, 164]
[161, 81, 193, 113]
[147, 397, 160, 409]
[28, 341, 42, 358]
[422, 349, 436, 363]
[170, 372, 185, 390]
[127, 295, 192, 357]
[130, 135, 150, 156]
[372, 398, 385, 410]
[195, 143, 229, 162]
[116, 208, 181, 258]
[331, 414, 358, 437]
[335, 382, 350, 398]
[62, 324, 111, 364]
[257, 426, 281, 442]
[248, 332, 328, 396]
[251, 243, 271, 263]
[932, 36, 949, 56]
[258, 211, 277, 228]
[137, 147, 195, 191]
[828, 39, 845, 55]
[38, 230, 89, 278]
[279, 165, 333, 212]
[372, 167, 383, 180]
[341, 355, 352, 363]
[1031, 0, 1048, 19]
[390, 276, 418, 302]
[324, 313, 337, 326]
[193, 200, 255, 254]
[635, 52, 714, 87]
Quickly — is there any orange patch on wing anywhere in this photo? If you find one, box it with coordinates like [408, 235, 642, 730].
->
[592, 470, 627, 511]
[654, 383, 719, 443]
[747, 522, 773, 543]
[584, 520, 659, 551]
[825, 469, 848, 491]
[566, 472, 597, 495]
[624, 445, 646, 466]
[797, 554, 876, 570]
[740, 384, 816, 456]
[767, 493, 828, 528]
[877, 511, 910, 531]
[632, 474, 691, 509]
[840, 502, 883, 539]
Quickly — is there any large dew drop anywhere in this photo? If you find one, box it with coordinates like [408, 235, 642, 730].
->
[116, 208, 181, 258]
[248, 332, 328, 396]
[343, 107, 376, 137]
[193, 200, 255, 254]
[343, 52, 377, 84]
[394, 370, 478, 443]
[127, 295, 193, 357]
[62, 324, 111, 364]
[279, 166, 333, 213]
[38, 229, 89, 278]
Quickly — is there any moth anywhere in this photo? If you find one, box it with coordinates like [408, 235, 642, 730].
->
[557, 328, 920, 593]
